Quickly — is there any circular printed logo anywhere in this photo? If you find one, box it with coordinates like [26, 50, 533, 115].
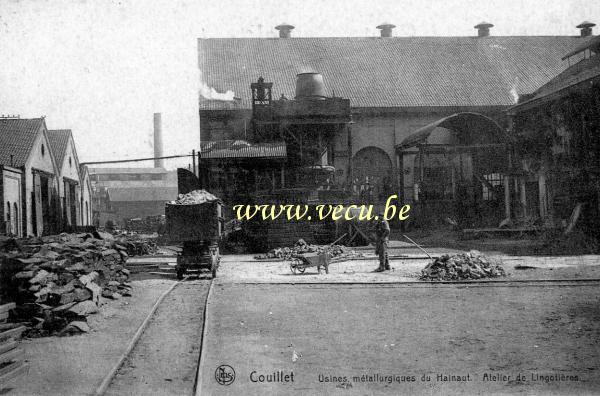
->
[215, 365, 235, 386]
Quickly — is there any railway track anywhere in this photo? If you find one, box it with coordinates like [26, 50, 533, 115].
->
[90, 268, 600, 395]
[93, 277, 213, 396]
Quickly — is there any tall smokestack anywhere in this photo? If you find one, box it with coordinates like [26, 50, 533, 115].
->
[153, 113, 164, 168]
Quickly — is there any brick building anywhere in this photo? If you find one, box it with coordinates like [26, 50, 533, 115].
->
[48, 129, 93, 228]
[0, 118, 61, 236]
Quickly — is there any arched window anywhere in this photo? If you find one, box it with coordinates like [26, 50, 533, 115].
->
[41, 144, 45, 156]
[6, 202, 11, 235]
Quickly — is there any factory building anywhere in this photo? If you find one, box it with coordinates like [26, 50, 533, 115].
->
[198, 22, 593, 226]
[0, 117, 92, 237]
[89, 113, 177, 227]
[508, 27, 600, 232]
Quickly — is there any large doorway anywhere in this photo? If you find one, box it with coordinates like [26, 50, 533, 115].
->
[352, 147, 393, 203]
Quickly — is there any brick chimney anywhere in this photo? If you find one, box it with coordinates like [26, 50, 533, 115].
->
[376, 23, 396, 38]
[577, 21, 595, 37]
[474, 22, 494, 37]
[153, 113, 164, 168]
[275, 23, 294, 38]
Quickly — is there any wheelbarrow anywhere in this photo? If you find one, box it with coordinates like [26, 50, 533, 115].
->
[289, 251, 330, 274]
[288, 233, 347, 275]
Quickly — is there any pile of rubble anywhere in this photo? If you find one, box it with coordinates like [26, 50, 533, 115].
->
[1, 232, 132, 337]
[170, 189, 219, 205]
[255, 239, 359, 260]
[113, 234, 158, 256]
[420, 250, 506, 281]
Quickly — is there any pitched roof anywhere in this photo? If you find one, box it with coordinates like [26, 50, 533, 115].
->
[199, 36, 583, 111]
[47, 129, 72, 169]
[199, 140, 286, 159]
[0, 118, 45, 167]
[107, 186, 178, 202]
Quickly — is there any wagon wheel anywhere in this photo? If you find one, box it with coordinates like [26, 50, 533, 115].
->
[176, 267, 185, 280]
[290, 258, 305, 274]
[210, 247, 219, 279]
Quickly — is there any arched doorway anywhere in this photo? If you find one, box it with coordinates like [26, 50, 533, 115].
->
[6, 202, 11, 235]
[397, 112, 510, 228]
[13, 203, 19, 236]
[352, 147, 393, 202]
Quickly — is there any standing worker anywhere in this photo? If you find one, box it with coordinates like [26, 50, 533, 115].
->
[374, 212, 390, 272]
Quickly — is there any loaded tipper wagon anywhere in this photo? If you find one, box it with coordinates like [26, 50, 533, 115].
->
[165, 170, 223, 279]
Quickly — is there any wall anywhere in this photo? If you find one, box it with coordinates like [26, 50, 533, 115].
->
[80, 169, 93, 226]
[1, 167, 23, 237]
[109, 201, 167, 225]
[57, 137, 82, 226]
[200, 110, 253, 142]
[200, 107, 507, 203]
[24, 131, 59, 236]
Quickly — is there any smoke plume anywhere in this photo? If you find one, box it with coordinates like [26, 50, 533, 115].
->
[199, 72, 235, 101]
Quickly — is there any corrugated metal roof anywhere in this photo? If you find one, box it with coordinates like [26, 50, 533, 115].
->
[47, 129, 71, 169]
[397, 112, 510, 149]
[198, 36, 584, 110]
[90, 167, 168, 174]
[107, 186, 178, 202]
[0, 118, 44, 167]
[199, 140, 286, 159]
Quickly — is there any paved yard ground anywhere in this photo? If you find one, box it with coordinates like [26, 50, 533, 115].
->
[219, 254, 600, 283]
[199, 282, 600, 395]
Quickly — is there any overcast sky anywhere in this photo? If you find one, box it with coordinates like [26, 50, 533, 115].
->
[0, 0, 598, 168]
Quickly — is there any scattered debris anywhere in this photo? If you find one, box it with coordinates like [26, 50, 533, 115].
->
[420, 250, 506, 281]
[113, 234, 158, 256]
[514, 264, 538, 270]
[170, 189, 219, 205]
[255, 239, 360, 260]
[0, 232, 132, 337]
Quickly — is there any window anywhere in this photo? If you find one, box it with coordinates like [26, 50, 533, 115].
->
[69, 157, 72, 167]
[41, 144, 45, 156]
[482, 173, 504, 200]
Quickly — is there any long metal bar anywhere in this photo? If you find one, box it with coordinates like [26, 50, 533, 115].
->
[81, 154, 194, 166]
[402, 234, 433, 259]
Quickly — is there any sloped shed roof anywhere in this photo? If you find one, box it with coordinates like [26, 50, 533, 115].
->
[199, 140, 286, 159]
[512, 55, 600, 110]
[397, 112, 510, 149]
[199, 36, 583, 111]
